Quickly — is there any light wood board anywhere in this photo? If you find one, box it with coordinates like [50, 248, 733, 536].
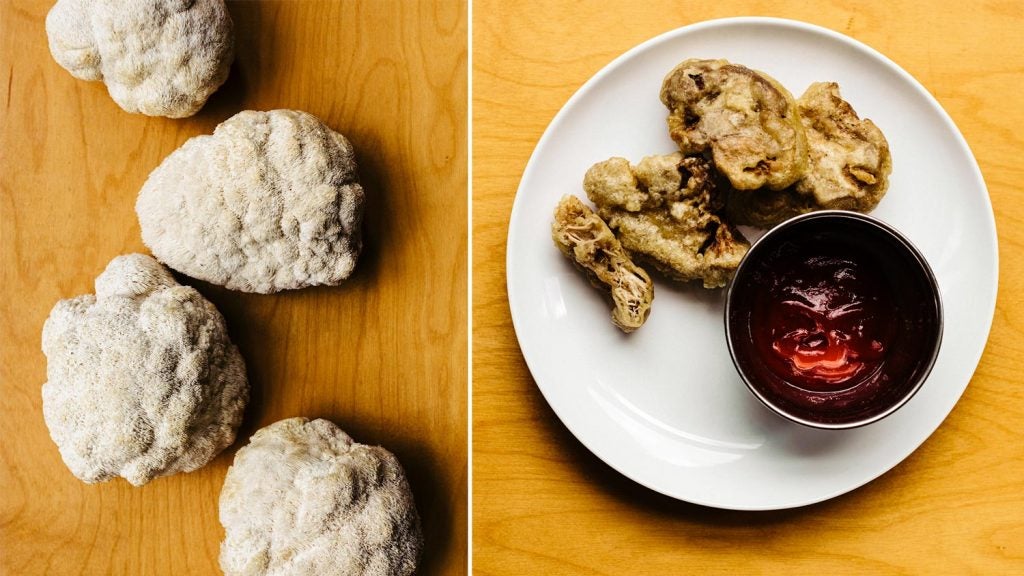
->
[0, 1, 467, 574]
[473, 1, 1024, 573]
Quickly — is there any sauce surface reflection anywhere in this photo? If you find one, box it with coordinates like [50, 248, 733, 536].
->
[751, 244, 898, 393]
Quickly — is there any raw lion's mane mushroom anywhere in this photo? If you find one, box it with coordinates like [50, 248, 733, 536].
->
[41, 254, 248, 486]
[136, 109, 366, 294]
[219, 418, 423, 576]
[45, 0, 234, 118]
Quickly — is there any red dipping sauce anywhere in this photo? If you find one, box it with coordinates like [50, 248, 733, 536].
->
[754, 249, 897, 393]
[726, 212, 942, 428]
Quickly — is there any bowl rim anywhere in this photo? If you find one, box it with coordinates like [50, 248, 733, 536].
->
[724, 209, 945, 430]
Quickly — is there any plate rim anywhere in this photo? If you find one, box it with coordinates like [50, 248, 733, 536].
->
[504, 16, 999, 510]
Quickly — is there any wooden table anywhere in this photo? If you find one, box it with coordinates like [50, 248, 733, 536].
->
[473, 1, 1023, 573]
[0, 1, 466, 574]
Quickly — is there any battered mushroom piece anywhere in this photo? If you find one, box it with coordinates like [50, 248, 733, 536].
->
[552, 195, 654, 332]
[725, 186, 816, 228]
[219, 418, 422, 576]
[41, 254, 248, 486]
[45, 0, 233, 118]
[660, 59, 808, 191]
[584, 153, 749, 289]
[136, 109, 365, 293]
[793, 82, 892, 210]
[725, 82, 892, 227]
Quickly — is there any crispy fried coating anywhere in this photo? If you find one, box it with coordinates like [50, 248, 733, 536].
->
[660, 59, 808, 191]
[552, 195, 654, 332]
[584, 154, 750, 289]
[725, 82, 893, 226]
[795, 82, 892, 210]
[725, 186, 816, 228]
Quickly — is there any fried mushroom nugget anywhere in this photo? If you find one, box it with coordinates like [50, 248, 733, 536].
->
[552, 195, 654, 333]
[584, 154, 750, 289]
[726, 82, 892, 226]
[661, 59, 808, 191]
[794, 82, 892, 210]
[725, 186, 816, 229]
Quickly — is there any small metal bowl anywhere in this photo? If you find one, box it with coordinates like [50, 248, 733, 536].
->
[725, 211, 943, 429]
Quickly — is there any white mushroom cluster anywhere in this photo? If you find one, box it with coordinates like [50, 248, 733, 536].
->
[45, 0, 234, 118]
[136, 109, 366, 293]
[219, 418, 423, 576]
[41, 254, 248, 486]
[41, 4, 423, 568]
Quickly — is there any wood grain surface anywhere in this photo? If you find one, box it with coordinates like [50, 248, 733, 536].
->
[473, 1, 1024, 573]
[0, 1, 467, 574]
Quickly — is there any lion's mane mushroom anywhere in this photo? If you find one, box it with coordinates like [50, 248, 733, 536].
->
[45, 0, 234, 118]
[41, 254, 248, 486]
[136, 109, 366, 294]
[219, 418, 423, 576]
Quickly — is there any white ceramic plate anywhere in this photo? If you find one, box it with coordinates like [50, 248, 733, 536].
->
[506, 17, 998, 510]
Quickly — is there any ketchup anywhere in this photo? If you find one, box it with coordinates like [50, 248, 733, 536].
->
[753, 249, 897, 392]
